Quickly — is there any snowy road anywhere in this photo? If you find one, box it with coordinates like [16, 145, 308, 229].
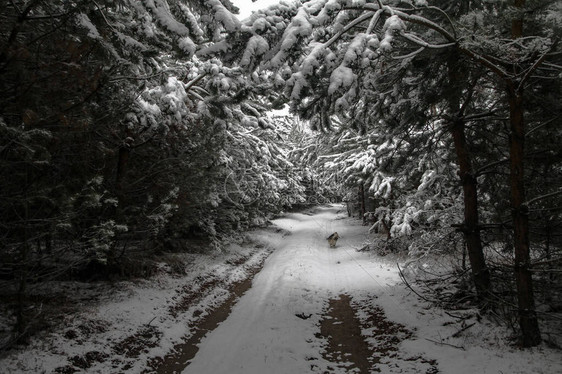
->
[183, 205, 415, 373]
[181, 205, 562, 374]
[2, 205, 559, 373]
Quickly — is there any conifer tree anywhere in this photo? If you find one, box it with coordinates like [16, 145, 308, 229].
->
[227, 0, 561, 346]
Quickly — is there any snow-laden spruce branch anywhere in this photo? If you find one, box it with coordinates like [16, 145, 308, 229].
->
[390, 10, 513, 80]
[366, 9, 384, 34]
[328, 3, 456, 50]
[323, 11, 376, 49]
[362, 3, 456, 42]
[313, 2, 511, 78]
[370, 3, 557, 82]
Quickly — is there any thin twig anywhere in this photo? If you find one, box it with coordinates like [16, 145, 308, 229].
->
[397, 263, 434, 303]
[425, 337, 465, 350]
[451, 322, 476, 338]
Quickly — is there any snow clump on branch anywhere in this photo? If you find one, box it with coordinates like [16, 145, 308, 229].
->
[207, 0, 241, 32]
[240, 35, 270, 69]
[301, 43, 329, 76]
[269, 8, 313, 67]
[380, 15, 406, 52]
[328, 66, 356, 95]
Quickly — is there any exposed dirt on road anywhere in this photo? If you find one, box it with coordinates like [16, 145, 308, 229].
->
[51, 245, 274, 374]
[151, 288, 440, 374]
[318, 294, 372, 373]
[146, 268, 261, 374]
[317, 294, 439, 374]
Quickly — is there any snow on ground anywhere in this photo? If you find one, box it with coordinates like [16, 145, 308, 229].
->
[184, 205, 561, 374]
[1, 204, 560, 373]
[0, 229, 281, 374]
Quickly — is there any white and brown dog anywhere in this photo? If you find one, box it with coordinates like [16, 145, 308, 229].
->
[327, 232, 339, 248]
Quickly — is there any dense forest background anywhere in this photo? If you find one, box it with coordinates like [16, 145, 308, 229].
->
[1, 0, 561, 349]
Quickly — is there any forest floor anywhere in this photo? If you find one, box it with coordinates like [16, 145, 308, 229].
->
[0, 205, 561, 373]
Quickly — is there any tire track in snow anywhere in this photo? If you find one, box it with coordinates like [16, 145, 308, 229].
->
[317, 294, 372, 373]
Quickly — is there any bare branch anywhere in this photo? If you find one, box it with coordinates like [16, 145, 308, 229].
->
[542, 62, 562, 70]
[517, 42, 555, 92]
[392, 47, 424, 60]
[456, 46, 510, 79]
[185, 72, 208, 92]
[397, 263, 434, 303]
[425, 338, 466, 350]
[401, 32, 456, 49]
[425, 6, 457, 39]
[525, 115, 560, 136]
[476, 158, 510, 176]
[93, 0, 117, 32]
[463, 111, 496, 121]
[525, 189, 562, 207]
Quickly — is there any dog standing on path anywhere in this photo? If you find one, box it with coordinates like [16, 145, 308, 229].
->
[327, 232, 339, 248]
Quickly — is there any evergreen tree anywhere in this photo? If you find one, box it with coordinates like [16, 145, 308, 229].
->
[229, 0, 562, 346]
[0, 0, 308, 343]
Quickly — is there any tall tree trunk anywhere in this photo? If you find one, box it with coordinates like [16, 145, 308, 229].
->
[447, 54, 491, 304]
[507, 86, 541, 347]
[507, 0, 541, 347]
[511, 0, 525, 37]
[450, 120, 491, 303]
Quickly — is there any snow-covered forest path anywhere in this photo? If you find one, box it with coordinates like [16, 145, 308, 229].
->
[180, 205, 435, 374]
[2, 205, 560, 373]
[169, 205, 561, 374]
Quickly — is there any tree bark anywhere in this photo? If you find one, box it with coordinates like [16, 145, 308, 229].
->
[511, 0, 525, 38]
[446, 53, 491, 304]
[450, 119, 491, 303]
[507, 86, 541, 347]
[507, 0, 541, 347]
